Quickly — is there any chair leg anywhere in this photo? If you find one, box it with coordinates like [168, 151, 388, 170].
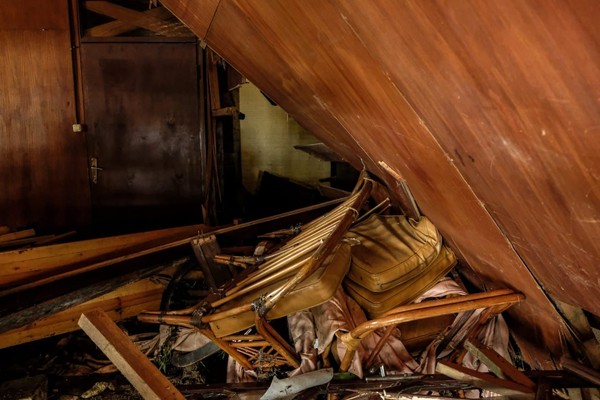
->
[198, 328, 254, 370]
[337, 291, 524, 372]
[255, 315, 301, 369]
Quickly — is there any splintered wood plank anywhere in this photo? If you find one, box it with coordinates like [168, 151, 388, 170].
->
[0, 228, 36, 243]
[554, 300, 600, 368]
[0, 258, 187, 334]
[84, 1, 180, 36]
[561, 357, 600, 386]
[79, 309, 185, 400]
[464, 339, 536, 390]
[0, 277, 164, 349]
[0, 224, 204, 289]
[436, 361, 534, 397]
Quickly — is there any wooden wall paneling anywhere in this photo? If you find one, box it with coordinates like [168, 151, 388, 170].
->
[332, 0, 600, 318]
[162, 0, 575, 365]
[0, 0, 68, 30]
[0, 0, 91, 229]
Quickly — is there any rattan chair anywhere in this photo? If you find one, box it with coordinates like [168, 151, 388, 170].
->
[139, 174, 374, 373]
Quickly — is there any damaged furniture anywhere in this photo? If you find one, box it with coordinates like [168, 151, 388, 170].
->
[138, 173, 526, 380]
[343, 214, 457, 316]
[138, 174, 374, 373]
[337, 288, 525, 372]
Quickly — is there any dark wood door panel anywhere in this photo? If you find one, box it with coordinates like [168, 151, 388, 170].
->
[81, 42, 203, 229]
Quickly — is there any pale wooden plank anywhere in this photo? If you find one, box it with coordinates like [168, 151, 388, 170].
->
[79, 309, 185, 400]
[0, 258, 187, 334]
[0, 224, 204, 288]
[0, 277, 164, 349]
[464, 339, 536, 389]
[436, 361, 534, 397]
[0, 228, 36, 243]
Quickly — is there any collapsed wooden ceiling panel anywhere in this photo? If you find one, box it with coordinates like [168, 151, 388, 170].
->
[160, 0, 599, 365]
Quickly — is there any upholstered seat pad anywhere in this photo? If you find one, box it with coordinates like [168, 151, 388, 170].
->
[344, 246, 457, 318]
[345, 215, 442, 293]
[210, 243, 351, 338]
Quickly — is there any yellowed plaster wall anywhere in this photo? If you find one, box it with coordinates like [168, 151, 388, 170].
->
[240, 82, 330, 193]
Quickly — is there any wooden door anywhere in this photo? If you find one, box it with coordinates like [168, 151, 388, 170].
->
[81, 42, 203, 231]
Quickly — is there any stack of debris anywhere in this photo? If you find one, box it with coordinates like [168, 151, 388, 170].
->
[0, 174, 598, 399]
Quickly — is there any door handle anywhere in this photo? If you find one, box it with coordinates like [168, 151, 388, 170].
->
[90, 157, 104, 184]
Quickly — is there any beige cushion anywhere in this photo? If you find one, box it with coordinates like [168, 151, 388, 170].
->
[210, 243, 351, 337]
[345, 215, 442, 292]
[345, 246, 457, 317]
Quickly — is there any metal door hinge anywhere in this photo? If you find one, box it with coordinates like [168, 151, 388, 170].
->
[90, 157, 103, 184]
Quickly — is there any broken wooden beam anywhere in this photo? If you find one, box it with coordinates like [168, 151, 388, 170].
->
[1, 198, 342, 296]
[0, 228, 36, 244]
[0, 257, 189, 334]
[464, 339, 536, 389]
[79, 309, 185, 400]
[85, 6, 171, 37]
[0, 224, 204, 289]
[84, 1, 180, 37]
[561, 357, 600, 386]
[436, 360, 535, 396]
[0, 275, 168, 349]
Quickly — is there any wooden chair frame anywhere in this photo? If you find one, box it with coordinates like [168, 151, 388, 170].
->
[337, 289, 525, 372]
[139, 174, 374, 372]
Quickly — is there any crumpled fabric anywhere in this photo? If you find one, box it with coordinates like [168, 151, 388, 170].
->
[156, 325, 213, 353]
[286, 310, 318, 377]
[227, 276, 513, 385]
[310, 286, 418, 378]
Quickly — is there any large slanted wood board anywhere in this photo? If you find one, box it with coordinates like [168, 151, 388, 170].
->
[0, 277, 165, 349]
[161, 0, 582, 365]
[330, 0, 600, 319]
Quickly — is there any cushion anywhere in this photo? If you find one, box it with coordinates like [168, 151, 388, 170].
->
[344, 246, 457, 318]
[210, 243, 351, 337]
[345, 214, 442, 292]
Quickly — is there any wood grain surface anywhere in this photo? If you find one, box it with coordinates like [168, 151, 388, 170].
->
[0, 0, 91, 229]
[162, 0, 600, 364]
